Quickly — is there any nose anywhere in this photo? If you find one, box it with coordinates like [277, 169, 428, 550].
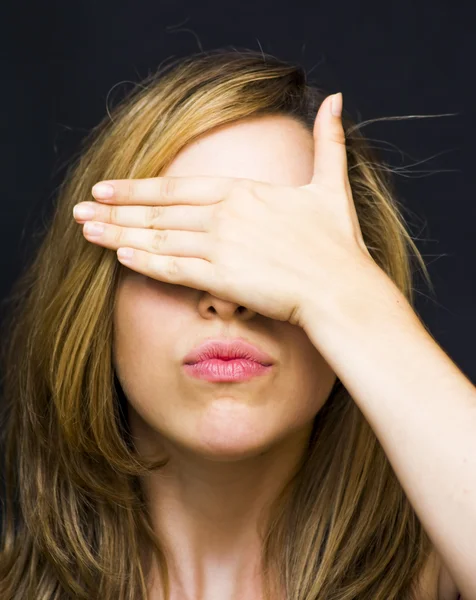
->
[197, 292, 257, 321]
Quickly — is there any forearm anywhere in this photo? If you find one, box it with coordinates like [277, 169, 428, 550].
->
[302, 264, 476, 598]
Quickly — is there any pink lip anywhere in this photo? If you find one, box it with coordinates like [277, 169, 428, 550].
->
[183, 338, 275, 366]
[183, 359, 273, 382]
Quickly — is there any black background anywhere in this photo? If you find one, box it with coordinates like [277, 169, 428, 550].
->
[2, 0, 475, 381]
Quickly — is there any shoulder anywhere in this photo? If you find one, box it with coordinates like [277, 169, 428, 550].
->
[415, 548, 460, 600]
[437, 556, 460, 600]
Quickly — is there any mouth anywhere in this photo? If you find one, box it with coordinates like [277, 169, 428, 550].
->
[185, 356, 272, 366]
[183, 357, 274, 382]
[183, 338, 275, 367]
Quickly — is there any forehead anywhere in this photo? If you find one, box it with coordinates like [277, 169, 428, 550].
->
[162, 115, 315, 186]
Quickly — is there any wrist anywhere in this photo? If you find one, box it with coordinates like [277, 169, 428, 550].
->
[299, 258, 422, 356]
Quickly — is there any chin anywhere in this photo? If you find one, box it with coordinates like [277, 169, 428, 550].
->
[192, 423, 280, 462]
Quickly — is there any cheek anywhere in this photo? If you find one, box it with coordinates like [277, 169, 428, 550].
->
[112, 277, 189, 374]
[274, 328, 337, 423]
[286, 357, 336, 420]
[112, 278, 195, 440]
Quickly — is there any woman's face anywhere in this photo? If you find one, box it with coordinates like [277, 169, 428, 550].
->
[112, 115, 337, 461]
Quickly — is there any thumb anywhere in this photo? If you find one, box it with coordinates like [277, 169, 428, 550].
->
[310, 92, 350, 191]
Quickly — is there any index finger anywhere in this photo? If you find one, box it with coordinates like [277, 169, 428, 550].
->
[91, 175, 235, 206]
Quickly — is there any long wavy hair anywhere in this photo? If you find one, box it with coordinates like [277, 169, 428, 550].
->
[0, 47, 438, 599]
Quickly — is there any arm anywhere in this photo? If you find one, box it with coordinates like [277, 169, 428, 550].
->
[301, 263, 476, 600]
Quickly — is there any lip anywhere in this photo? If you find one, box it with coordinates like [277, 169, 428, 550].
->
[183, 359, 272, 382]
[183, 337, 275, 366]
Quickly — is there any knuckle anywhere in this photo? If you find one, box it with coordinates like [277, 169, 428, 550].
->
[147, 205, 163, 228]
[110, 204, 119, 224]
[113, 225, 124, 245]
[330, 129, 346, 146]
[127, 179, 136, 203]
[166, 256, 180, 279]
[161, 177, 176, 199]
[230, 179, 253, 199]
[151, 230, 167, 252]
[234, 178, 253, 192]
[231, 179, 266, 205]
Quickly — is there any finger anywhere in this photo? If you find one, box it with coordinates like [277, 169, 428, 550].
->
[310, 92, 350, 191]
[116, 247, 214, 292]
[82, 222, 212, 259]
[91, 175, 235, 206]
[74, 202, 213, 232]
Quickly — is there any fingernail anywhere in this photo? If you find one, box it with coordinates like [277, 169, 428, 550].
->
[92, 183, 114, 198]
[330, 93, 343, 117]
[73, 204, 95, 220]
[117, 248, 134, 261]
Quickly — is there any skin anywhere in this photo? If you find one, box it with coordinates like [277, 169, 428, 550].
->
[112, 115, 338, 600]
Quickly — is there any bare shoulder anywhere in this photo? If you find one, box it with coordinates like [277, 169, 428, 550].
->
[414, 548, 460, 600]
[437, 558, 460, 600]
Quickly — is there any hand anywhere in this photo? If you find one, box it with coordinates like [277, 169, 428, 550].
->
[73, 92, 377, 330]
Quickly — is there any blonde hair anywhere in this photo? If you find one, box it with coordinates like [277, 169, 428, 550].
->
[0, 47, 437, 599]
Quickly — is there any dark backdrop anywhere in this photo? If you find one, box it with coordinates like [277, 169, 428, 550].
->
[2, 0, 475, 384]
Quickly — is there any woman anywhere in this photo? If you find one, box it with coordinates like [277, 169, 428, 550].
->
[0, 48, 472, 599]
